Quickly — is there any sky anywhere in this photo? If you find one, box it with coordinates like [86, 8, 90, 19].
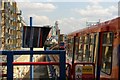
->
[14, 0, 119, 34]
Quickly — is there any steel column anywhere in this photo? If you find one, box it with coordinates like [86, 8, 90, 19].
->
[7, 52, 13, 80]
[30, 17, 34, 80]
[59, 50, 66, 80]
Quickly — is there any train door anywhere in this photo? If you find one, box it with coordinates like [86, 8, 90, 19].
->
[101, 32, 114, 74]
[96, 32, 116, 80]
[76, 33, 98, 63]
[80, 33, 98, 63]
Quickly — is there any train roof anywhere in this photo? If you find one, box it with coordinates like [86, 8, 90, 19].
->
[68, 17, 120, 36]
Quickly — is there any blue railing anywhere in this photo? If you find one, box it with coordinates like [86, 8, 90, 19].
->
[0, 50, 66, 80]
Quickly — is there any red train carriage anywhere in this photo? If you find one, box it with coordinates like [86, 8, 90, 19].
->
[66, 17, 120, 80]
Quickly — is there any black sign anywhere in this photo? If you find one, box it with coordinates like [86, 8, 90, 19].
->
[22, 26, 51, 48]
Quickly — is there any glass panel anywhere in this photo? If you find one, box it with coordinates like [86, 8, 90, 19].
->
[84, 35, 90, 44]
[84, 45, 90, 62]
[103, 33, 107, 44]
[79, 36, 83, 43]
[108, 32, 114, 44]
[101, 32, 113, 75]
[78, 34, 96, 62]
[75, 37, 79, 52]
[76, 36, 84, 62]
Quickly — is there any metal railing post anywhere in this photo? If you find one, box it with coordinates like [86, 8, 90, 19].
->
[30, 17, 34, 80]
[59, 51, 66, 80]
[7, 52, 13, 80]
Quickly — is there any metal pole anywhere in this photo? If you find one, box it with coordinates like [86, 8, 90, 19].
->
[30, 17, 34, 80]
[7, 52, 13, 80]
[60, 51, 66, 80]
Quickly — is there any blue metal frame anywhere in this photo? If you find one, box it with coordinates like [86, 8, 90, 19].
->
[0, 50, 66, 80]
[7, 52, 13, 79]
[30, 17, 34, 80]
[59, 50, 66, 80]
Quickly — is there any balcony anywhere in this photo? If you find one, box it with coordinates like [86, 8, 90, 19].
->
[17, 10, 22, 15]
[5, 33, 10, 38]
[1, 33, 5, 38]
[0, 9, 5, 13]
[17, 19, 21, 23]
[1, 21, 5, 26]
[10, 17, 14, 21]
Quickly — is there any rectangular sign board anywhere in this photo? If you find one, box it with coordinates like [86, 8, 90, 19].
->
[82, 66, 93, 74]
[75, 65, 94, 79]
[22, 26, 51, 48]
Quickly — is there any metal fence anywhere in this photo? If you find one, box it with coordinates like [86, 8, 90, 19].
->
[0, 50, 66, 80]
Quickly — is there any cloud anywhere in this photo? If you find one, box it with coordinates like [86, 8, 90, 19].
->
[88, 0, 102, 5]
[25, 15, 87, 34]
[27, 14, 52, 26]
[16, 1, 118, 34]
[75, 5, 118, 19]
[57, 17, 88, 34]
[15, 0, 30, 2]
[17, 2, 56, 12]
[16, 0, 119, 2]
[108, 6, 118, 14]
[59, 4, 118, 34]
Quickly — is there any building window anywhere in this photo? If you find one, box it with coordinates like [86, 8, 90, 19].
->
[101, 32, 113, 75]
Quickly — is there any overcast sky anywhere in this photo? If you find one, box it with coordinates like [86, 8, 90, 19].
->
[15, 0, 119, 34]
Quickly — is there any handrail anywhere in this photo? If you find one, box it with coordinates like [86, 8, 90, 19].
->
[0, 62, 7, 65]
[13, 62, 60, 65]
[0, 50, 66, 80]
[0, 74, 7, 77]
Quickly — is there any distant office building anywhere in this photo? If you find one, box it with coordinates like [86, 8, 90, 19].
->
[0, 0, 26, 50]
[51, 21, 59, 37]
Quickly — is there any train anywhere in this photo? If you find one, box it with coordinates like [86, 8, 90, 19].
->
[66, 17, 120, 80]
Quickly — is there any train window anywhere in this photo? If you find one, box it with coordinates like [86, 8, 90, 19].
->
[103, 33, 107, 44]
[108, 33, 114, 44]
[90, 34, 95, 44]
[84, 34, 94, 62]
[101, 32, 113, 75]
[79, 36, 83, 43]
[75, 37, 80, 61]
[84, 34, 90, 44]
[84, 45, 90, 62]
[67, 38, 74, 58]
[83, 35, 90, 62]
[77, 33, 97, 62]
[75, 37, 79, 52]
[76, 36, 84, 62]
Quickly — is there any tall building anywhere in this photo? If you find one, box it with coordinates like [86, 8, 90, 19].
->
[51, 21, 59, 37]
[0, 0, 26, 50]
